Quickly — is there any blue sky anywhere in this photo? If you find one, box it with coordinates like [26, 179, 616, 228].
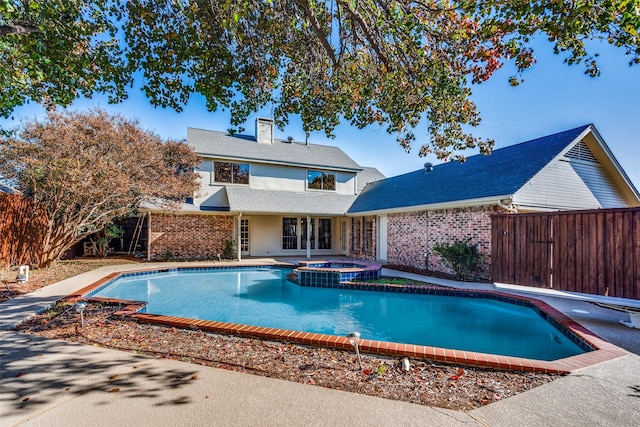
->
[3, 39, 639, 190]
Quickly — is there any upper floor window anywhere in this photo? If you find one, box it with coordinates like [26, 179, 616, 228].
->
[307, 170, 336, 191]
[214, 161, 249, 184]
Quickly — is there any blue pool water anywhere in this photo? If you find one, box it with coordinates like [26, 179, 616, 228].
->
[94, 268, 586, 361]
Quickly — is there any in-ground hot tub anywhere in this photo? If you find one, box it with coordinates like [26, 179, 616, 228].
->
[294, 260, 382, 286]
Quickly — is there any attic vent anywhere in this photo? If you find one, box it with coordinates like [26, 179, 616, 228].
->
[565, 140, 599, 163]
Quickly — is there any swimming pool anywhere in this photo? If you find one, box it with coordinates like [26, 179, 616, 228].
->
[91, 266, 586, 361]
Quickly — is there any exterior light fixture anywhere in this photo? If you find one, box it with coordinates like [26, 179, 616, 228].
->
[74, 301, 88, 327]
[346, 332, 363, 369]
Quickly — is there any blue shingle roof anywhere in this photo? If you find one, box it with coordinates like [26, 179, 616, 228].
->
[348, 125, 591, 213]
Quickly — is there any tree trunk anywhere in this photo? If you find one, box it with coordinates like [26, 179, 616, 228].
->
[0, 25, 42, 36]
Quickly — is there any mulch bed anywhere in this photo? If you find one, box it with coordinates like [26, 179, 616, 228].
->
[15, 301, 558, 411]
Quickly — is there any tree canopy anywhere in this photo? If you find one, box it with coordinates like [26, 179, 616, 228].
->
[0, 109, 199, 266]
[2, 1, 639, 160]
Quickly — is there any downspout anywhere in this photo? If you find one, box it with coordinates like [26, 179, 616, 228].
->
[306, 215, 311, 259]
[237, 212, 242, 262]
[146, 211, 151, 261]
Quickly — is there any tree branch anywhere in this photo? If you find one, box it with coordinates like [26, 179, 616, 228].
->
[295, 0, 338, 66]
[0, 25, 42, 36]
[335, 0, 390, 69]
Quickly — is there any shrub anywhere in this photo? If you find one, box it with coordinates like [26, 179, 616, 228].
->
[432, 238, 481, 281]
[221, 239, 237, 260]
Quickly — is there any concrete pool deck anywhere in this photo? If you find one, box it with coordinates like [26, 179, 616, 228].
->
[1, 260, 639, 426]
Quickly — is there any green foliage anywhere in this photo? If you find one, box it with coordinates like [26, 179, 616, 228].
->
[0, 0, 129, 119]
[90, 222, 123, 257]
[2, 1, 639, 160]
[360, 277, 429, 286]
[432, 238, 482, 281]
[221, 239, 237, 260]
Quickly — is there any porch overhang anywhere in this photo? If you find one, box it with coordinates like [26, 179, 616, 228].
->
[225, 187, 356, 216]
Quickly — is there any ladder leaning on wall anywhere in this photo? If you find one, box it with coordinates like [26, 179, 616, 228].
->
[127, 216, 145, 256]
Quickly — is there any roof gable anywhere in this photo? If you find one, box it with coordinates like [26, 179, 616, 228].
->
[356, 167, 385, 193]
[348, 125, 592, 213]
[188, 127, 363, 172]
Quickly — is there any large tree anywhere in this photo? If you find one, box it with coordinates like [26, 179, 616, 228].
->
[0, 109, 199, 267]
[2, 1, 639, 160]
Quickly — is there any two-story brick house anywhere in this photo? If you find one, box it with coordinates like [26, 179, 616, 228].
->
[146, 118, 384, 260]
[146, 122, 639, 280]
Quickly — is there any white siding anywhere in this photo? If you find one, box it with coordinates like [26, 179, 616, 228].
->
[571, 161, 628, 207]
[250, 164, 357, 195]
[199, 159, 213, 172]
[335, 172, 357, 195]
[197, 160, 213, 186]
[514, 158, 628, 210]
[250, 164, 306, 192]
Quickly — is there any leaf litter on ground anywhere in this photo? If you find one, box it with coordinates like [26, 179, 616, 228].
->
[14, 301, 559, 411]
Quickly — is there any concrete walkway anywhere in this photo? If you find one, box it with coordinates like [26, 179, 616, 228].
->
[1, 262, 639, 426]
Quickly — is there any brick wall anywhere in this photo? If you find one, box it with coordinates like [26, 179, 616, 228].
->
[387, 211, 428, 269]
[386, 206, 501, 280]
[149, 213, 234, 260]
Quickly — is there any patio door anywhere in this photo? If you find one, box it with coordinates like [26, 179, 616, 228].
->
[240, 218, 250, 256]
[340, 220, 348, 255]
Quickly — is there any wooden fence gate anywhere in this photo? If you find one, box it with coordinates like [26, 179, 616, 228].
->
[492, 207, 640, 300]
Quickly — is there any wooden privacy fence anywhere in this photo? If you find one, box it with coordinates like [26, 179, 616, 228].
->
[0, 194, 46, 268]
[492, 208, 640, 300]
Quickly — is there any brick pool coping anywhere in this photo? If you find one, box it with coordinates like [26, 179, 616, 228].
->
[64, 264, 628, 374]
